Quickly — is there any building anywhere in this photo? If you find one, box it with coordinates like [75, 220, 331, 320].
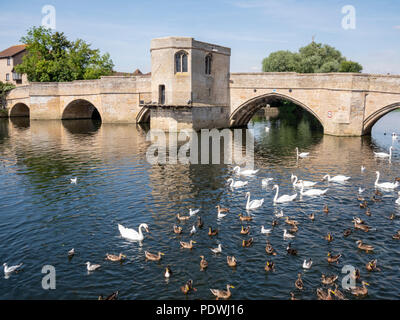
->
[0, 45, 28, 86]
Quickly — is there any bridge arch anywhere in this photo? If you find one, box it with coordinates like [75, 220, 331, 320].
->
[10, 102, 30, 117]
[62, 99, 101, 121]
[363, 102, 400, 135]
[136, 106, 150, 123]
[229, 93, 324, 130]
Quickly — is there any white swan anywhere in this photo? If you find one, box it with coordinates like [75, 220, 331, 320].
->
[227, 178, 248, 189]
[323, 174, 351, 183]
[300, 181, 328, 197]
[245, 192, 264, 210]
[396, 192, 400, 205]
[118, 223, 149, 241]
[303, 259, 313, 269]
[189, 208, 200, 216]
[283, 229, 295, 239]
[190, 225, 196, 235]
[358, 187, 365, 194]
[261, 226, 272, 234]
[86, 262, 101, 272]
[272, 185, 297, 203]
[233, 166, 259, 176]
[374, 171, 399, 190]
[210, 244, 222, 254]
[374, 146, 393, 160]
[70, 178, 77, 184]
[261, 178, 274, 186]
[291, 174, 317, 188]
[296, 147, 309, 159]
[217, 211, 227, 219]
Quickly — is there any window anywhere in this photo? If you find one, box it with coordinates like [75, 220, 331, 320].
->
[159, 85, 165, 105]
[175, 51, 188, 73]
[205, 54, 212, 75]
[7, 57, 11, 66]
[6, 73, 9, 81]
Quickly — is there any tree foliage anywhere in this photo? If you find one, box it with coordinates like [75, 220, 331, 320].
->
[15, 26, 114, 82]
[0, 81, 16, 108]
[262, 41, 362, 73]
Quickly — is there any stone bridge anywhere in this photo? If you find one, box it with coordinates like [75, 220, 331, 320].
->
[5, 37, 400, 136]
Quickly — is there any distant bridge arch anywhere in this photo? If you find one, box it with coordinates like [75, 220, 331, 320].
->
[62, 99, 102, 120]
[10, 102, 30, 117]
[363, 102, 400, 135]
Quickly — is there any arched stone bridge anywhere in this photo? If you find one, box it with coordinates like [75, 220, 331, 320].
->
[6, 72, 400, 136]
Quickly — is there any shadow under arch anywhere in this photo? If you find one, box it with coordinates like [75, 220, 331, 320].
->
[229, 93, 324, 132]
[62, 99, 102, 121]
[363, 102, 400, 135]
[62, 119, 101, 135]
[10, 103, 30, 118]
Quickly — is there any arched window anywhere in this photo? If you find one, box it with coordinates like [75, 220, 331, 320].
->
[175, 51, 188, 73]
[205, 54, 212, 75]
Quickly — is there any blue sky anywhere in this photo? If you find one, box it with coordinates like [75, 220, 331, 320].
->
[1, 0, 399, 74]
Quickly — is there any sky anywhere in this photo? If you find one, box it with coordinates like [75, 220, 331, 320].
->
[1, 0, 399, 74]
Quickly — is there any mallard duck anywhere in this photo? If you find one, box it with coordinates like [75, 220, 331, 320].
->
[392, 231, 400, 240]
[324, 233, 333, 242]
[375, 189, 383, 196]
[242, 238, 254, 247]
[321, 274, 338, 285]
[309, 213, 315, 221]
[290, 292, 297, 300]
[286, 243, 297, 255]
[238, 214, 253, 222]
[145, 251, 164, 261]
[173, 225, 183, 234]
[210, 284, 234, 300]
[86, 262, 101, 271]
[333, 284, 347, 300]
[176, 213, 190, 222]
[285, 216, 298, 226]
[303, 258, 313, 269]
[181, 279, 197, 294]
[216, 205, 229, 213]
[365, 208, 371, 216]
[389, 213, 396, 220]
[295, 273, 303, 290]
[350, 281, 369, 297]
[354, 221, 371, 232]
[343, 228, 352, 237]
[180, 240, 196, 249]
[357, 195, 365, 201]
[351, 268, 361, 281]
[323, 204, 329, 213]
[366, 259, 380, 272]
[227, 256, 237, 267]
[359, 201, 368, 209]
[317, 288, 335, 300]
[272, 220, 278, 227]
[371, 196, 382, 203]
[208, 226, 218, 236]
[240, 226, 250, 235]
[264, 261, 275, 272]
[98, 291, 118, 300]
[68, 248, 75, 258]
[164, 265, 172, 278]
[353, 216, 365, 224]
[197, 216, 204, 228]
[265, 241, 277, 255]
[289, 225, 298, 233]
[327, 252, 341, 264]
[200, 255, 208, 270]
[105, 253, 126, 262]
[356, 240, 374, 253]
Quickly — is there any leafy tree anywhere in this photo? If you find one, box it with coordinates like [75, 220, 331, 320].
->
[15, 26, 114, 82]
[262, 41, 362, 73]
[0, 81, 15, 108]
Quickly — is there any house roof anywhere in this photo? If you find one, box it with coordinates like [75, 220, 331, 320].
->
[132, 69, 143, 75]
[0, 45, 27, 58]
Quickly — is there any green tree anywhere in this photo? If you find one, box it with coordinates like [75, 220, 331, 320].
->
[15, 26, 114, 82]
[262, 41, 362, 73]
[0, 81, 16, 109]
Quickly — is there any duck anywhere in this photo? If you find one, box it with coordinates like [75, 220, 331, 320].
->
[291, 174, 317, 188]
[3, 263, 23, 275]
[264, 261, 275, 272]
[374, 189, 383, 196]
[303, 258, 312, 269]
[176, 214, 190, 222]
[374, 171, 399, 190]
[208, 226, 218, 236]
[327, 252, 341, 264]
[189, 208, 200, 216]
[239, 214, 253, 222]
[374, 146, 393, 160]
[145, 251, 164, 261]
[365, 208, 372, 216]
[392, 231, 400, 240]
[216, 205, 229, 213]
[333, 284, 347, 300]
[290, 292, 297, 300]
[317, 288, 335, 300]
[242, 238, 254, 247]
[197, 216, 204, 229]
[343, 229, 352, 237]
[353, 216, 364, 224]
[321, 274, 338, 285]
[98, 291, 119, 300]
[68, 248, 75, 258]
[265, 241, 277, 255]
[181, 279, 197, 294]
[371, 196, 382, 203]
[227, 178, 248, 189]
[272, 185, 297, 203]
[295, 273, 304, 290]
[289, 225, 299, 233]
[322, 174, 351, 183]
[210, 244, 222, 254]
[350, 281, 369, 297]
[86, 262, 101, 272]
[309, 213, 315, 221]
[227, 256, 237, 267]
[200, 255, 208, 270]
[173, 225, 183, 234]
[261, 226, 272, 234]
[271, 220, 278, 227]
[354, 221, 371, 232]
[283, 229, 295, 239]
[286, 243, 297, 255]
[190, 225, 196, 236]
[210, 284, 234, 300]
[296, 147, 309, 159]
[324, 233, 333, 242]
[356, 240, 374, 253]
[105, 253, 126, 262]
[180, 240, 196, 250]
[366, 259, 380, 272]
[284, 216, 299, 226]
[351, 269, 361, 282]
[240, 226, 250, 235]
[359, 200, 368, 209]
[323, 204, 329, 213]
[118, 223, 149, 241]
[233, 166, 259, 176]
[164, 265, 172, 278]
[245, 192, 264, 210]
[389, 213, 396, 220]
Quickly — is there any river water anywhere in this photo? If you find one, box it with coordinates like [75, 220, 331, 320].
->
[0, 111, 399, 300]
